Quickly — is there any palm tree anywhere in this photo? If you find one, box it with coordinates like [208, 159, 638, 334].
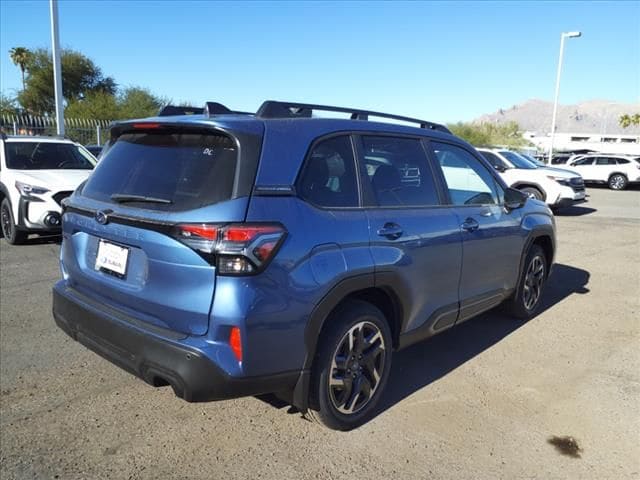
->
[9, 47, 31, 92]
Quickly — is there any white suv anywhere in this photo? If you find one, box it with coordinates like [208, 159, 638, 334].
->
[0, 135, 96, 244]
[567, 154, 640, 190]
[477, 148, 586, 210]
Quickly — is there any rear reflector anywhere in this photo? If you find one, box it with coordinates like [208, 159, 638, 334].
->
[229, 327, 242, 362]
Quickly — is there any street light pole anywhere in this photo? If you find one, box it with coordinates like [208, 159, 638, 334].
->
[548, 31, 581, 163]
[50, 0, 64, 136]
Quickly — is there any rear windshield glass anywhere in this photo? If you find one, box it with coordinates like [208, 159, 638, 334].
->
[82, 131, 238, 211]
[5, 141, 95, 170]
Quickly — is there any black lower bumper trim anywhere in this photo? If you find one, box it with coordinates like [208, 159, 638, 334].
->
[52, 286, 298, 402]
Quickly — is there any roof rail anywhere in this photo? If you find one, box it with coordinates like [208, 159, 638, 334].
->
[256, 100, 451, 133]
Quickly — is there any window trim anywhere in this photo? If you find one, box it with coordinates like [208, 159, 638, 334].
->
[425, 139, 507, 207]
[294, 132, 363, 210]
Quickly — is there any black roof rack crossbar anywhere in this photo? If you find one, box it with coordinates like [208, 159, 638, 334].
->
[256, 101, 450, 133]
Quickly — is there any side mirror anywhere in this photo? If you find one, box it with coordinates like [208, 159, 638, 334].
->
[504, 187, 527, 210]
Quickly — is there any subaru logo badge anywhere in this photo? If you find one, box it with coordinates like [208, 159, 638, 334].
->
[95, 210, 109, 225]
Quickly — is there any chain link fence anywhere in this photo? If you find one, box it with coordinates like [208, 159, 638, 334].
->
[0, 114, 112, 146]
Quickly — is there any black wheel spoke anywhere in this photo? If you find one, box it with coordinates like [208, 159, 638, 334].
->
[523, 255, 545, 310]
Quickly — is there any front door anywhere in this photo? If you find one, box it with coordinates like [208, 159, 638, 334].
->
[429, 141, 525, 323]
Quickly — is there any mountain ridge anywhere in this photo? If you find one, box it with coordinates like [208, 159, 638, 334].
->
[473, 99, 640, 134]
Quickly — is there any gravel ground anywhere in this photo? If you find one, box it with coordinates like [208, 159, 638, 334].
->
[1, 186, 638, 480]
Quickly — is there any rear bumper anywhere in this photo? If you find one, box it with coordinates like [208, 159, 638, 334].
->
[52, 283, 298, 402]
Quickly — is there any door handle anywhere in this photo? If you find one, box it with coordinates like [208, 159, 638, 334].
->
[461, 218, 480, 232]
[377, 223, 403, 240]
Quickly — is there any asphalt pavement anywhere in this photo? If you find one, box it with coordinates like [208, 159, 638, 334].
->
[1, 186, 638, 480]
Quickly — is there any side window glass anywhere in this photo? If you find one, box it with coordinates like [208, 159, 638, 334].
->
[298, 136, 358, 208]
[576, 158, 594, 165]
[617, 159, 630, 164]
[432, 142, 500, 206]
[480, 151, 508, 170]
[596, 157, 616, 165]
[360, 136, 439, 207]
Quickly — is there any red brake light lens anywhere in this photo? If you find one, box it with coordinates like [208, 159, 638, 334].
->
[132, 123, 161, 129]
[223, 225, 283, 242]
[177, 224, 218, 240]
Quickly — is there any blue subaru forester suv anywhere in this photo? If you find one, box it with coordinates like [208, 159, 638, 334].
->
[53, 101, 555, 430]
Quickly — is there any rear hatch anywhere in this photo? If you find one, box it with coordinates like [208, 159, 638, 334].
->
[60, 120, 263, 336]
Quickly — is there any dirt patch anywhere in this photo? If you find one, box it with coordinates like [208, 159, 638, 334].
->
[548, 435, 583, 458]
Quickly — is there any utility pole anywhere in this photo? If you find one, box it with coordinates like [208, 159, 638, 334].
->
[50, 0, 65, 136]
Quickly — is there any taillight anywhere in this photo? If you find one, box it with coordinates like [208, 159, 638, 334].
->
[171, 223, 286, 275]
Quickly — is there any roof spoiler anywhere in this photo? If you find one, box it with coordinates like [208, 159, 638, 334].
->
[158, 105, 204, 116]
[256, 100, 451, 133]
[158, 102, 253, 117]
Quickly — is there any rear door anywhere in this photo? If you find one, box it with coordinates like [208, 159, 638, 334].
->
[358, 135, 462, 337]
[429, 141, 524, 322]
[593, 156, 618, 181]
[570, 157, 596, 180]
[61, 125, 261, 336]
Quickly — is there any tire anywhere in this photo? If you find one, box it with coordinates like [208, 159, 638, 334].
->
[520, 186, 544, 201]
[504, 244, 547, 320]
[308, 300, 393, 431]
[1, 198, 27, 245]
[608, 174, 628, 190]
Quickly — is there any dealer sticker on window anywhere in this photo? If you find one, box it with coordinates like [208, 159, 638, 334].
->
[95, 239, 129, 277]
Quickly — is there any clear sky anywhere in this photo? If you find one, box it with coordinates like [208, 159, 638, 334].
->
[1, 0, 638, 122]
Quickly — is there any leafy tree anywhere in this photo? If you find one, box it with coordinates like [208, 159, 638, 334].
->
[64, 87, 163, 120]
[17, 48, 116, 114]
[117, 87, 164, 118]
[9, 47, 32, 92]
[0, 92, 20, 116]
[619, 114, 640, 128]
[447, 121, 527, 148]
[65, 91, 119, 120]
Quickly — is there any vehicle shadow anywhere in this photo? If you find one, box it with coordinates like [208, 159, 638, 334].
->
[555, 206, 597, 216]
[256, 263, 590, 423]
[0, 234, 62, 246]
[370, 262, 590, 420]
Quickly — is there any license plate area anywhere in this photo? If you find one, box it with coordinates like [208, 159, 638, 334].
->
[95, 239, 130, 279]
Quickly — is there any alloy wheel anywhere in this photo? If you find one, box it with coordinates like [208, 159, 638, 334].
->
[610, 175, 626, 190]
[523, 255, 545, 310]
[328, 321, 386, 415]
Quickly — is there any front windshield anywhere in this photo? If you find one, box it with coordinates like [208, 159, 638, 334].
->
[5, 141, 96, 170]
[498, 150, 537, 169]
[521, 153, 546, 167]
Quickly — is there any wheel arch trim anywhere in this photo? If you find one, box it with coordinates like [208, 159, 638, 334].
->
[293, 273, 406, 412]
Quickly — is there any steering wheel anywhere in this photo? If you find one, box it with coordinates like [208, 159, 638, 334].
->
[57, 160, 76, 169]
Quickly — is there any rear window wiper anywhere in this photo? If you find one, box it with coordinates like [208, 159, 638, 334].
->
[110, 193, 173, 204]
